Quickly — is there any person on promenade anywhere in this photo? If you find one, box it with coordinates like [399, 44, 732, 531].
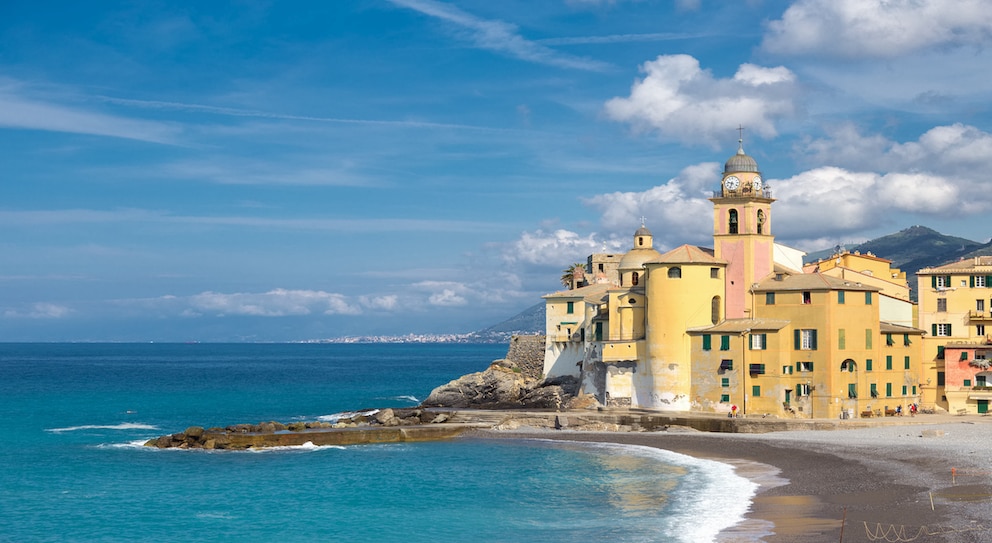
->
[896, 405, 902, 416]
[731, 404, 738, 418]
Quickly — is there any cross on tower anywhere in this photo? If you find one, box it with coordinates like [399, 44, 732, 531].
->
[639, 216, 647, 227]
[737, 124, 745, 147]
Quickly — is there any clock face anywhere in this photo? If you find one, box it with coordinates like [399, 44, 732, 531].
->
[724, 176, 740, 191]
[751, 176, 762, 190]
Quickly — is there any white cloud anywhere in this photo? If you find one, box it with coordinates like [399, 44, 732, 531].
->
[0, 82, 179, 144]
[387, 0, 610, 71]
[187, 289, 361, 317]
[2, 302, 72, 319]
[604, 55, 799, 146]
[360, 295, 399, 311]
[762, 0, 992, 59]
[504, 229, 620, 266]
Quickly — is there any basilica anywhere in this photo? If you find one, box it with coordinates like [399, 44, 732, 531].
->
[542, 142, 927, 419]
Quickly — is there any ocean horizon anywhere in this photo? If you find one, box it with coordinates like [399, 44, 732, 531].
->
[1, 343, 757, 542]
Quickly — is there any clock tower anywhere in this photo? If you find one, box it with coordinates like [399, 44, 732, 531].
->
[711, 138, 775, 319]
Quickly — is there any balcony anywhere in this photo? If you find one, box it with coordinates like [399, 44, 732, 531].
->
[968, 386, 992, 400]
[968, 311, 992, 322]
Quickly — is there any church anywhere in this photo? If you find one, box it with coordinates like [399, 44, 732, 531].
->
[542, 142, 927, 419]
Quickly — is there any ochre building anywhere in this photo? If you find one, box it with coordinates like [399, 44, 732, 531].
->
[543, 143, 927, 419]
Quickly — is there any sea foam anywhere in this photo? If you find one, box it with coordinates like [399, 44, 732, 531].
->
[46, 423, 159, 433]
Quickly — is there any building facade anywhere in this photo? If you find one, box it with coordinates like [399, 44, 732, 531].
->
[543, 143, 926, 418]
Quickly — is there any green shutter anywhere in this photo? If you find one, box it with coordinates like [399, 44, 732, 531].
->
[971, 276, 975, 288]
[886, 355, 892, 370]
[720, 335, 730, 350]
[838, 291, 845, 304]
[987, 275, 992, 287]
[905, 356, 910, 369]
[760, 333, 767, 349]
[932, 324, 937, 336]
[937, 371, 945, 385]
[937, 346, 945, 359]
[702, 334, 711, 350]
[866, 358, 873, 371]
[948, 324, 953, 335]
[886, 383, 892, 397]
[932, 276, 937, 288]
[794, 329, 800, 350]
[721, 377, 729, 387]
[811, 330, 818, 350]
[752, 385, 760, 397]
[946, 275, 952, 286]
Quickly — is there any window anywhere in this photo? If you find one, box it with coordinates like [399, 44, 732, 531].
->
[865, 292, 873, 305]
[796, 383, 811, 397]
[729, 209, 739, 234]
[720, 394, 730, 403]
[870, 384, 878, 398]
[795, 329, 817, 350]
[756, 209, 765, 234]
[979, 325, 986, 336]
[885, 334, 894, 346]
[631, 272, 640, 286]
[904, 334, 911, 346]
[838, 291, 845, 304]
[838, 329, 846, 349]
[937, 372, 945, 386]
[866, 329, 873, 349]
[797, 361, 813, 372]
[978, 299, 986, 312]
[885, 383, 892, 397]
[934, 323, 952, 337]
[885, 355, 892, 370]
[902, 385, 907, 395]
[721, 377, 730, 387]
[912, 386, 917, 395]
[598, 263, 604, 272]
[935, 275, 950, 288]
[702, 334, 712, 351]
[719, 359, 733, 371]
[720, 335, 730, 351]
[711, 296, 721, 325]
[802, 291, 812, 304]
[848, 384, 857, 399]
[752, 385, 761, 397]
[750, 333, 766, 350]
[976, 276, 988, 288]
[840, 360, 856, 372]
[566, 301, 574, 314]
[961, 351, 969, 361]
[937, 298, 947, 312]
[964, 379, 972, 387]
[782, 365, 793, 375]
[710, 267, 719, 279]
[749, 364, 766, 375]
[766, 292, 776, 305]
[937, 346, 945, 359]
[904, 356, 910, 370]
[667, 267, 681, 279]
[866, 358, 873, 371]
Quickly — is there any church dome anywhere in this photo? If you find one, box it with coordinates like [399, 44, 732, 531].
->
[724, 145, 760, 174]
[634, 225, 652, 237]
[618, 247, 662, 271]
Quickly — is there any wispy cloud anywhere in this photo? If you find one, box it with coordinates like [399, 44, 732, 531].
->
[387, 0, 611, 71]
[0, 83, 180, 144]
[537, 32, 708, 46]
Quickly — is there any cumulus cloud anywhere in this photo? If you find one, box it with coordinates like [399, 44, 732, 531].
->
[187, 289, 360, 317]
[360, 295, 399, 311]
[2, 302, 72, 319]
[604, 55, 799, 146]
[504, 229, 621, 266]
[762, 0, 992, 59]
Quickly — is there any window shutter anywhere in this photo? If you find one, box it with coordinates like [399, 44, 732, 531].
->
[811, 330, 818, 350]
[720, 335, 730, 350]
[932, 324, 937, 336]
[937, 346, 945, 359]
[946, 275, 952, 286]
[932, 276, 937, 288]
[760, 333, 767, 349]
[947, 324, 952, 335]
[794, 329, 800, 350]
[971, 276, 975, 288]
[986, 275, 992, 286]
[702, 334, 711, 350]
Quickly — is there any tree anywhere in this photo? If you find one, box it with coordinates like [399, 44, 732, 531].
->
[560, 263, 587, 289]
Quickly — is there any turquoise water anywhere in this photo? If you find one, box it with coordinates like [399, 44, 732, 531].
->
[0, 343, 756, 542]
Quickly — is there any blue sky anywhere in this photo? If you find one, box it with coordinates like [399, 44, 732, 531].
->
[3, 0, 992, 342]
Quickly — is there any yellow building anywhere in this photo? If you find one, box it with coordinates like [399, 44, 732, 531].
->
[543, 141, 926, 418]
[917, 257, 992, 413]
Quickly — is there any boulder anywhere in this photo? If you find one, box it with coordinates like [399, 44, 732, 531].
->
[423, 359, 534, 409]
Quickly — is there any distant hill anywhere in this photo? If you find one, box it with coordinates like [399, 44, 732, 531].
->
[466, 301, 545, 343]
[805, 225, 992, 299]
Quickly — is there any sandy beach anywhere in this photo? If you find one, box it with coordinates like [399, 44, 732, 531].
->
[473, 415, 992, 542]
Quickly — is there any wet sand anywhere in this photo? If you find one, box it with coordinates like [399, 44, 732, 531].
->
[472, 418, 992, 542]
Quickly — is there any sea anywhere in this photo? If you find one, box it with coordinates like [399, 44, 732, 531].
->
[0, 343, 759, 542]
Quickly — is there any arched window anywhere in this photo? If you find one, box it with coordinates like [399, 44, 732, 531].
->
[757, 209, 765, 235]
[840, 359, 857, 373]
[638, 237, 644, 247]
[667, 267, 682, 279]
[631, 272, 639, 286]
[711, 296, 721, 325]
[729, 209, 739, 234]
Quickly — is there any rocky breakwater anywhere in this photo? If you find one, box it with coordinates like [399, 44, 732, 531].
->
[144, 408, 469, 450]
[422, 358, 590, 409]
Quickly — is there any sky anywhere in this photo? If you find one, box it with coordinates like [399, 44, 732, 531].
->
[2, 0, 992, 342]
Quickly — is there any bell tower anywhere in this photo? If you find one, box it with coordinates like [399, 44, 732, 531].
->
[710, 132, 775, 319]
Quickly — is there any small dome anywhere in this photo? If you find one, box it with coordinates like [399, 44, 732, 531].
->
[724, 145, 760, 174]
[634, 225, 652, 237]
[619, 247, 662, 271]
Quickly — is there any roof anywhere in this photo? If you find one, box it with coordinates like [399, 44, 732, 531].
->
[754, 272, 880, 292]
[879, 322, 926, 335]
[542, 282, 611, 303]
[688, 318, 790, 334]
[724, 145, 760, 174]
[647, 244, 724, 265]
[918, 256, 992, 274]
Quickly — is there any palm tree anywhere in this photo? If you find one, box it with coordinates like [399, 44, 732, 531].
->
[560, 263, 587, 289]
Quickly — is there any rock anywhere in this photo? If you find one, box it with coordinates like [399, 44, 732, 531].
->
[429, 413, 449, 424]
[422, 360, 535, 409]
[184, 426, 204, 439]
[258, 422, 276, 433]
[374, 409, 396, 426]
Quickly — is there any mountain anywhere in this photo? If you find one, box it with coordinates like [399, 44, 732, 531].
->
[806, 225, 992, 299]
[466, 302, 545, 343]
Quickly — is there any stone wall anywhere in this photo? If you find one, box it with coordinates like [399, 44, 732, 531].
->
[505, 334, 546, 380]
